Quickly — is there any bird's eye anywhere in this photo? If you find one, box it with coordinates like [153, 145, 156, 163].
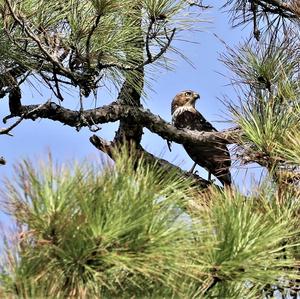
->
[185, 91, 192, 96]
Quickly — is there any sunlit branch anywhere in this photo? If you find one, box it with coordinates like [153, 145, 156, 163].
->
[5, 96, 240, 146]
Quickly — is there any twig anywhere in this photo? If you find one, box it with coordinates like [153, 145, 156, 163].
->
[141, 28, 176, 67]
[40, 72, 64, 101]
[251, 0, 261, 40]
[0, 116, 24, 136]
[145, 19, 155, 62]
[1, 100, 50, 135]
[88, 116, 101, 132]
[186, 0, 212, 9]
[201, 276, 221, 295]
[99, 27, 176, 71]
[52, 65, 64, 101]
[86, 14, 101, 66]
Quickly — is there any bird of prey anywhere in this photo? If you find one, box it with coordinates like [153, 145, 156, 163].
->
[171, 90, 232, 186]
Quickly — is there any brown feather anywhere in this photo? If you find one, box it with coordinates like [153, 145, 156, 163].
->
[171, 91, 232, 186]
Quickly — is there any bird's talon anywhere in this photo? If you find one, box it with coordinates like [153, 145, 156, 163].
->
[187, 169, 197, 175]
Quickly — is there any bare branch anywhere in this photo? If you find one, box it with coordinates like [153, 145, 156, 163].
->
[223, 0, 300, 39]
[98, 24, 176, 72]
[1, 91, 52, 136]
[262, 0, 300, 17]
[5, 99, 241, 146]
[185, 0, 212, 9]
[145, 19, 155, 62]
[0, 116, 24, 136]
[141, 28, 176, 68]
[250, 0, 261, 40]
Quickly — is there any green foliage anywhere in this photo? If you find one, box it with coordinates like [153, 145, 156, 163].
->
[230, 93, 299, 167]
[187, 187, 300, 297]
[0, 0, 197, 96]
[222, 37, 300, 183]
[1, 147, 300, 298]
[0, 0, 141, 67]
[144, 0, 184, 21]
[221, 37, 300, 94]
[1, 148, 194, 298]
[223, 0, 299, 37]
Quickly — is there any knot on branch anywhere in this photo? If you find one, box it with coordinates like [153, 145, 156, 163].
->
[8, 86, 22, 116]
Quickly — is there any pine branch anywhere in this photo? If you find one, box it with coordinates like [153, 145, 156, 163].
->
[89, 134, 212, 188]
[5, 99, 240, 146]
[260, 0, 300, 17]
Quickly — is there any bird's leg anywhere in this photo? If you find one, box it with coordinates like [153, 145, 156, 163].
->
[167, 140, 172, 152]
[76, 89, 89, 131]
[208, 171, 212, 182]
[188, 162, 197, 174]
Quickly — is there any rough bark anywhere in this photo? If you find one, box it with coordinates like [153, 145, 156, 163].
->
[4, 99, 240, 146]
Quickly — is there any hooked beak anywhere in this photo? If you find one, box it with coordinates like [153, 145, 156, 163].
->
[193, 92, 200, 100]
[189, 92, 200, 105]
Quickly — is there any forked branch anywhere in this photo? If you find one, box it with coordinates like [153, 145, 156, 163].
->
[4, 98, 240, 146]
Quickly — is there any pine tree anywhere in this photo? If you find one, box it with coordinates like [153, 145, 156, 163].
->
[0, 1, 299, 297]
[1, 146, 300, 298]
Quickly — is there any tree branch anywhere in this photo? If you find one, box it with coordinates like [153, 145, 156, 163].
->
[185, 0, 212, 10]
[259, 0, 300, 17]
[114, 3, 145, 145]
[142, 27, 176, 67]
[89, 134, 211, 188]
[6, 100, 240, 146]
[0, 116, 23, 136]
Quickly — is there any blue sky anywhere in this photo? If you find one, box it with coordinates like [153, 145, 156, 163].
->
[0, 2, 264, 201]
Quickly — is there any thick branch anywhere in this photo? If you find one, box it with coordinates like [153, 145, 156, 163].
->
[114, 3, 145, 144]
[115, 79, 144, 143]
[89, 135, 211, 188]
[259, 0, 300, 17]
[6, 101, 240, 146]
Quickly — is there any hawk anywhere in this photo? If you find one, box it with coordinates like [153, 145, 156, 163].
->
[171, 90, 232, 186]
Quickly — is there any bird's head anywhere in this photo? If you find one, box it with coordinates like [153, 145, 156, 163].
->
[171, 90, 200, 115]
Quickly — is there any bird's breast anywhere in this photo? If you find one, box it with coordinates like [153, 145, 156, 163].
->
[172, 108, 209, 131]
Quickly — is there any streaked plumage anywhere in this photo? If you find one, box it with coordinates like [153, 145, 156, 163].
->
[171, 90, 232, 186]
